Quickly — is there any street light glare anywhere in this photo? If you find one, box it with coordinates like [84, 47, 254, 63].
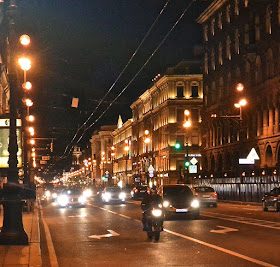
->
[236, 83, 244, 92]
[144, 137, 151, 144]
[239, 99, 247, 106]
[25, 98, 33, 107]
[144, 130, 149, 135]
[184, 109, 190, 116]
[183, 121, 191, 128]
[27, 115, 35, 122]
[234, 103, 240, 108]
[19, 34, 31, 46]
[18, 57, 31, 71]
[22, 81, 32, 90]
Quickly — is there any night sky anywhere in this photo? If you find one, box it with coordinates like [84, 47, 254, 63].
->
[15, 0, 208, 174]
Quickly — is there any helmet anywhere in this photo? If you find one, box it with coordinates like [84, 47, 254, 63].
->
[149, 185, 157, 195]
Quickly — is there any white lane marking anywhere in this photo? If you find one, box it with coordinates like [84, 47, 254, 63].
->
[89, 230, 120, 239]
[210, 226, 239, 234]
[164, 228, 277, 267]
[39, 202, 59, 267]
[88, 203, 276, 267]
[201, 211, 280, 230]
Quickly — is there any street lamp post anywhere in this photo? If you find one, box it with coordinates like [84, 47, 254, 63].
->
[124, 140, 130, 186]
[183, 110, 191, 184]
[0, 0, 28, 245]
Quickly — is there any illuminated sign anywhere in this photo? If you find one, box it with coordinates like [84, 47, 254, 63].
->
[239, 148, 260, 165]
[189, 165, 197, 174]
[0, 119, 22, 168]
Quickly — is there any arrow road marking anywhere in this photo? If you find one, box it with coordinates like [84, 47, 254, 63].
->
[210, 225, 239, 234]
[88, 230, 120, 239]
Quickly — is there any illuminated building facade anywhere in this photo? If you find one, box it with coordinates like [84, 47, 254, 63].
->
[130, 61, 203, 185]
[198, 0, 280, 177]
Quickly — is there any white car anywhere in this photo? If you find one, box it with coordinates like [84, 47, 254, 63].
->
[56, 188, 87, 208]
[101, 186, 126, 203]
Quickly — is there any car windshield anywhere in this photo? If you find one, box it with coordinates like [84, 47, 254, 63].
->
[106, 187, 121, 193]
[136, 186, 147, 190]
[164, 186, 192, 197]
[66, 188, 83, 195]
[194, 187, 215, 193]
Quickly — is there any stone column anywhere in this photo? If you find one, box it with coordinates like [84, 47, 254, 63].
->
[263, 109, 268, 136]
[274, 107, 279, 134]
[268, 108, 274, 135]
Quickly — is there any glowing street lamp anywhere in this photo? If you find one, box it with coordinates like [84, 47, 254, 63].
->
[236, 83, 244, 92]
[234, 98, 247, 121]
[18, 57, 31, 71]
[26, 115, 35, 122]
[29, 139, 35, 145]
[19, 34, 31, 46]
[22, 81, 32, 90]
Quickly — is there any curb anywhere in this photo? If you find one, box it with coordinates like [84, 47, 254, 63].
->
[219, 200, 262, 206]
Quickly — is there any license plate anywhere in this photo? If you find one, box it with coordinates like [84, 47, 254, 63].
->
[176, 209, 188, 213]
[140, 190, 145, 192]
[203, 195, 210, 198]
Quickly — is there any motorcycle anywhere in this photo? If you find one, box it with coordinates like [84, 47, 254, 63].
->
[142, 203, 164, 241]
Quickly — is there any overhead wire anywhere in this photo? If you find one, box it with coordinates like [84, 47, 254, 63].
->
[67, 0, 197, 153]
[62, 0, 171, 157]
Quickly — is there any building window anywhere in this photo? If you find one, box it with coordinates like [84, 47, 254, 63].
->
[218, 13, 223, 29]
[191, 109, 199, 122]
[204, 53, 209, 74]
[244, 24, 249, 45]
[177, 109, 184, 122]
[235, 0, 239, 15]
[218, 77, 224, 100]
[226, 36, 231, 60]
[245, 0, 249, 7]
[176, 85, 184, 98]
[211, 18, 215, 36]
[255, 56, 262, 83]
[255, 15, 260, 41]
[226, 5, 231, 23]
[236, 67, 241, 82]
[211, 48, 215, 70]
[235, 30, 240, 54]
[191, 85, 199, 97]
[219, 42, 223, 65]
[204, 25, 208, 42]
[266, 6, 272, 34]
[266, 49, 274, 79]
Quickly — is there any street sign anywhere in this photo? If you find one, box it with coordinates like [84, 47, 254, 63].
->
[148, 165, 155, 172]
[189, 165, 197, 174]
[190, 157, 198, 165]
[40, 160, 47, 165]
[239, 148, 260, 165]
[42, 156, 50, 161]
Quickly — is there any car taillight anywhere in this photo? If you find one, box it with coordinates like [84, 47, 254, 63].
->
[135, 189, 138, 193]
[214, 193, 217, 198]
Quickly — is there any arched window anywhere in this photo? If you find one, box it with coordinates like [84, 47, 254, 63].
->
[211, 49, 215, 70]
[244, 24, 249, 45]
[226, 73, 231, 97]
[218, 13, 223, 29]
[255, 56, 262, 83]
[266, 6, 272, 34]
[255, 15, 260, 41]
[211, 18, 215, 36]
[226, 36, 231, 60]
[236, 67, 241, 83]
[235, 29, 240, 54]
[204, 53, 209, 74]
[235, 0, 239, 15]
[266, 49, 274, 78]
[204, 25, 208, 42]
[245, 61, 251, 86]
[226, 5, 231, 23]
[176, 83, 184, 98]
[218, 42, 223, 65]
[211, 81, 216, 104]
[218, 77, 224, 100]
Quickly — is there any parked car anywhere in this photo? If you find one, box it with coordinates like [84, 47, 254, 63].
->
[158, 184, 200, 219]
[56, 187, 87, 208]
[131, 185, 148, 200]
[262, 187, 280, 212]
[101, 186, 126, 203]
[191, 186, 218, 207]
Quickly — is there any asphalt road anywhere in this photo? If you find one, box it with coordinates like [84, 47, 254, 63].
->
[39, 198, 280, 267]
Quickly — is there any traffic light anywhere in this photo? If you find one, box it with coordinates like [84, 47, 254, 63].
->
[185, 161, 190, 167]
[175, 143, 181, 149]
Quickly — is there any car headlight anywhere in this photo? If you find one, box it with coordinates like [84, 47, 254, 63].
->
[83, 189, 92, 198]
[52, 193, 58, 199]
[57, 195, 69, 207]
[163, 201, 170, 208]
[102, 192, 111, 201]
[119, 192, 126, 200]
[78, 196, 86, 204]
[152, 209, 163, 217]
[191, 199, 199, 208]
[45, 190, 51, 198]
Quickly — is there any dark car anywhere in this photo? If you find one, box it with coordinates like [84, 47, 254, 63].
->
[158, 184, 200, 219]
[131, 185, 148, 200]
[56, 187, 87, 208]
[262, 187, 280, 212]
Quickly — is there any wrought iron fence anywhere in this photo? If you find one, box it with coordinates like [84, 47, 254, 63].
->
[192, 176, 280, 203]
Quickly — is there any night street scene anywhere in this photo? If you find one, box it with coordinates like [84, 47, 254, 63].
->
[0, 0, 280, 266]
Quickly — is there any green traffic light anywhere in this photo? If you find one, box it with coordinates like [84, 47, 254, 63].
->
[185, 161, 190, 167]
[175, 143, 181, 149]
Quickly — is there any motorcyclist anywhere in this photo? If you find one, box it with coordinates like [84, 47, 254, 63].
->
[141, 185, 163, 231]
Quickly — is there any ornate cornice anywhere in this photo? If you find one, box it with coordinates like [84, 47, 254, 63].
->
[197, 0, 229, 24]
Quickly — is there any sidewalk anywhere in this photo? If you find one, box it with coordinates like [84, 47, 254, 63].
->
[0, 204, 42, 266]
